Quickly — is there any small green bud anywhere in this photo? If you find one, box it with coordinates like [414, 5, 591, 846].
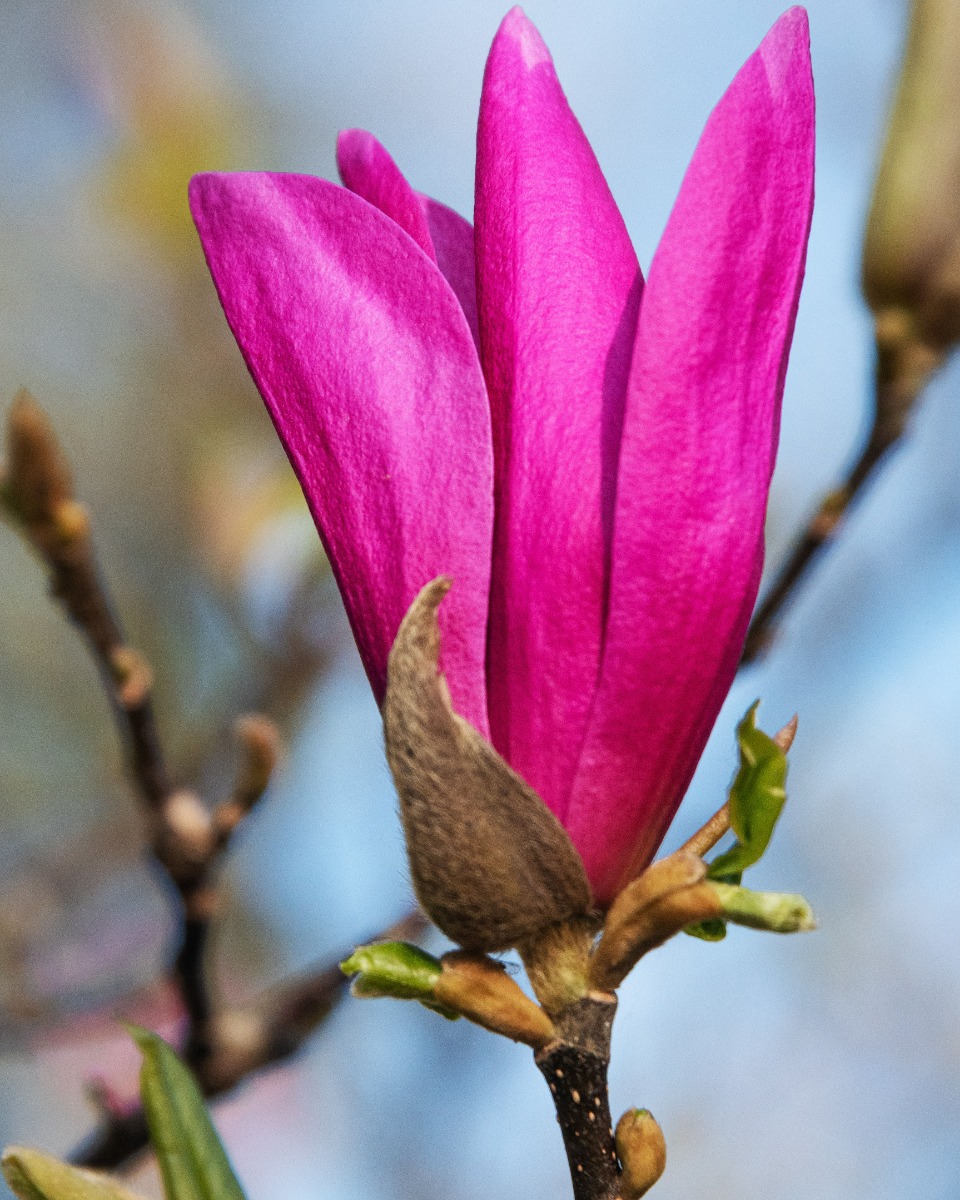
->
[615, 1108, 667, 1198]
[708, 881, 816, 933]
[340, 941, 444, 1002]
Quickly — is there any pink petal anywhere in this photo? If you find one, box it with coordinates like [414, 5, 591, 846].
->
[336, 129, 436, 260]
[420, 197, 481, 347]
[475, 7, 643, 821]
[189, 171, 494, 734]
[337, 129, 480, 344]
[565, 8, 816, 904]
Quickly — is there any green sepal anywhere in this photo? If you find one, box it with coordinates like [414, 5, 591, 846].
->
[709, 881, 816, 933]
[340, 941, 459, 1018]
[126, 1025, 247, 1200]
[707, 702, 788, 879]
[2, 1149, 147, 1200]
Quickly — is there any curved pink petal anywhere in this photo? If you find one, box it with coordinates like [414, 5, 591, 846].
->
[566, 8, 815, 904]
[336, 129, 436, 260]
[189, 171, 494, 734]
[337, 129, 480, 344]
[420, 197, 480, 347]
[475, 7, 642, 821]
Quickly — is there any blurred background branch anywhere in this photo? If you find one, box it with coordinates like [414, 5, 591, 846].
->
[744, 0, 960, 664]
[1, 391, 426, 1170]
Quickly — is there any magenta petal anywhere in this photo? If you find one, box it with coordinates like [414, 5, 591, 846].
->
[189, 171, 494, 734]
[337, 129, 480, 345]
[566, 8, 816, 904]
[420, 197, 481, 347]
[336, 129, 436, 260]
[475, 7, 642, 822]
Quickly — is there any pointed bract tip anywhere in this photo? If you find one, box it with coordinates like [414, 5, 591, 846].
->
[773, 714, 799, 753]
[419, 574, 453, 611]
[494, 6, 551, 69]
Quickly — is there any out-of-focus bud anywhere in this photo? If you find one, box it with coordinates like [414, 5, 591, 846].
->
[3, 391, 76, 540]
[109, 646, 154, 710]
[863, 0, 960, 439]
[615, 1108, 667, 1198]
[214, 714, 283, 839]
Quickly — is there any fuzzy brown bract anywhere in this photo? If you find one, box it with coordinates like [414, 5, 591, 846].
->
[384, 577, 594, 953]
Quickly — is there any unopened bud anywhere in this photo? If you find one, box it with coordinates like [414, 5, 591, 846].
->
[342, 941, 557, 1046]
[384, 579, 593, 953]
[234, 715, 281, 804]
[215, 715, 282, 838]
[160, 790, 214, 867]
[109, 646, 153, 709]
[52, 499, 90, 545]
[615, 1109, 667, 1198]
[589, 852, 707, 992]
[4, 391, 74, 535]
[863, 0, 960, 430]
[435, 952, 556, 1047]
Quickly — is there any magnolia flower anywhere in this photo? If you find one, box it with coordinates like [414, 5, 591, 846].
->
[190, 7, 814, 908]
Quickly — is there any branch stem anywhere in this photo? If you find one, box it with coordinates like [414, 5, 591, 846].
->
[535, 995, 620, 1200]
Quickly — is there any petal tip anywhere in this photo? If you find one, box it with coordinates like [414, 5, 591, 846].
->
[761, 7, 812, 85]
[188, 170, 233, 221]
[336, 127, 374, 179]
[494, 6, 551, 70]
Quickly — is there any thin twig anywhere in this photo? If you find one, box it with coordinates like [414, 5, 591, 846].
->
[680, 803, 731, 860]
[1, 392, 428, 1171]
[2, 391, 170, 810]
[741, 350, 937, 664]
[2, 392, 225, 1050]
[73, 909, 427, 1170]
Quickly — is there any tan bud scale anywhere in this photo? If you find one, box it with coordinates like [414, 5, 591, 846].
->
[589, 851, 709, 992]
[434, 952, 556, 1047]
[615, 1108, 667, 1198]
[384, 578, 593, 953]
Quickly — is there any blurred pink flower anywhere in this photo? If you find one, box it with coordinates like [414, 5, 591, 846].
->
[190, 7, 814, 906]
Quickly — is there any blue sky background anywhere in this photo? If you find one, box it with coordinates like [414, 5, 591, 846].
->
[3, 1, 960, 1198]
